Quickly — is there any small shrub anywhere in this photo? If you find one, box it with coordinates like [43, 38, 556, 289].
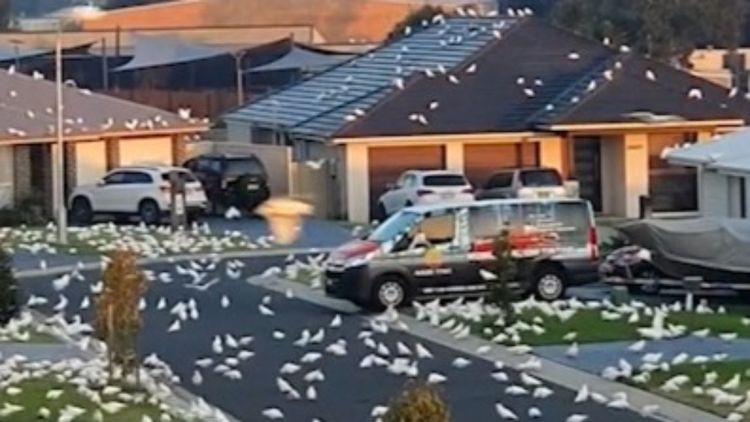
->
[383, 381, 450, 422]
[490, 228, 517, 324]
[0, 247, 19, 326]
[0, 194, 48, 227]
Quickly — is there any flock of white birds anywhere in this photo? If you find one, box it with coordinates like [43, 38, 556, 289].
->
[1, 222, 275, 260]
[3, 227, 750, 422]
[412, 296, 750, 421]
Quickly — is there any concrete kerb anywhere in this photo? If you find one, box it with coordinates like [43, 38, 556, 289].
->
[254, 275, 724, 422]
[14, 247, 334, 279]
[27, 309, 241, 422]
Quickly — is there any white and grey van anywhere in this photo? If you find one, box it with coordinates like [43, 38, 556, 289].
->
[325, 198, 599, 310]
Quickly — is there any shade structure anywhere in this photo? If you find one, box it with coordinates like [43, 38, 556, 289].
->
[112, 34, 233, 72]
[247, 44, 351, 73]
[0, 44, 50, 62]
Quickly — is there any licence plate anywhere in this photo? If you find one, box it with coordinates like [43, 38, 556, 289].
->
[538, 192, 550, 198]
[441, 193, 454, 200]
[246, 183, 259, 191]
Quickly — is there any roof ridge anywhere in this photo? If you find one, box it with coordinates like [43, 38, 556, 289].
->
[332, 17, 526, 138]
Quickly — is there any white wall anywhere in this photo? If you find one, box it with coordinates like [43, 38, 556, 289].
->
[600, 136, 626, 216]
[623, 133, 650, 218]
[0, 146, 13, 208]
[227, 121, 251, 143]
[75, 141, 107, 186]
[699, 169, 729, 217]
[345, 143, 370, 223]
[119, 137, 173, 166]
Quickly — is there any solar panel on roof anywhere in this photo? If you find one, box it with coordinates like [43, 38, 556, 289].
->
[223, 17, 517, 138]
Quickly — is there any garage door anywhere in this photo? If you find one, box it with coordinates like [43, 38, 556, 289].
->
[119, 137, 173, 167]
[368, 145, 445, 217]
[464, 143, 539, 188]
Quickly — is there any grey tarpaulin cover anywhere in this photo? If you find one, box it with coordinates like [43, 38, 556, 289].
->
[619, 218, 750, 274]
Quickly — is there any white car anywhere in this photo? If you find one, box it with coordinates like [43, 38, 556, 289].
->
[375, 170, 474, 218]
[69, 166, 208, 225]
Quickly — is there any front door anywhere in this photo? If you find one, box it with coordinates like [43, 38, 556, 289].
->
[573, 137, 602, 212]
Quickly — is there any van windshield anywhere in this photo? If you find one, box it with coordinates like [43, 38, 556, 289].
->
[369, 211, 421, 243]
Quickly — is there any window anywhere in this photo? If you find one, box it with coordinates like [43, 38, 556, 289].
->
[162, 171, 197, 184]
[103, 172, 127, 185]
[225, 158, 267, 179]
[123, 172, 153, 184]
[369, 211, 420, 243]
[486, 173, 513, 189]
[648, 134, 698, 212]
[416, 213, 456, 245]
[468, 202, 590, 247]
[423, 174, 467, 187]
[520, 169, 562, 187]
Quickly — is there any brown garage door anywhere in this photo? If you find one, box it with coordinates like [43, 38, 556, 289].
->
[464, 143, 539, 188]
[368, 145, 445, 218]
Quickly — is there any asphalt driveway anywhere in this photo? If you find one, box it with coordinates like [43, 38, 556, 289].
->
[19, 256, 656, 422]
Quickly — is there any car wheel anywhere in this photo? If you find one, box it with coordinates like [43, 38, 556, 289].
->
[138, 199, 161, 225]
[370, 276, 410, 311]
[532, 265, 568, 301]
[70, 197, 93, 225]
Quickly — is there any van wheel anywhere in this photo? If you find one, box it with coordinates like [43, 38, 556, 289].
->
[532, 265, 568, 301]
[139, 199, 161, 225]
[370, 276, 410, 311]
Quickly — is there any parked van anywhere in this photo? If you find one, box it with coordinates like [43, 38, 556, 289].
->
[325, 198, 599, 310]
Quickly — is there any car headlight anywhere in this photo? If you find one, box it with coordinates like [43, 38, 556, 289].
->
[344, 252, 376, 268]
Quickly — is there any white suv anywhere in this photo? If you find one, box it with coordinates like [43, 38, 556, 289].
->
[375, 170, 474, 219]
[69, 166, 208, 225]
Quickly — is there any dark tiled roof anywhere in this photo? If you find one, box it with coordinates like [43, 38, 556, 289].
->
[223, 17, 519, 138]
[539, 56, 750, 126]
[0, 69, 206, 143]
[226, 17, 750, 140]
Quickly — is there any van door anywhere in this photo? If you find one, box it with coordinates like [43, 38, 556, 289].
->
[404, 208, 491, 297]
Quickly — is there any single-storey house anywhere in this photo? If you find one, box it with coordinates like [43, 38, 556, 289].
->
[666, 127, 750, 219]
[0, 69, 207, 213]
[223, 16, 750, 223]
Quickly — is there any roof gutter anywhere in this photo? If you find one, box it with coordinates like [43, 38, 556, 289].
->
[541, 119, 745, 132]
[0, 126, 208, 146]
[332, 131, 545, 145]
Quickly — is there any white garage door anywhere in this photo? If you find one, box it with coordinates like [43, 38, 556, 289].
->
[0, 146, 13, 207]
[119, 137, 173, 167]
[75, 141, 107, 186]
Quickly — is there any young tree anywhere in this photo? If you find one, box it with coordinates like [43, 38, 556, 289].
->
[0, 248, 19, 326]
[490, 228, 517, 323]
[383, 381, 450, 422]
[94, 250, 149, 383]
[388, 5, 444, 41]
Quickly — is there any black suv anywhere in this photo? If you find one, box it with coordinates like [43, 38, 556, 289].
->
[184, 154, 271, 215]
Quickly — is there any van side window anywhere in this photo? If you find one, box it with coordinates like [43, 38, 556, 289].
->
[469, 206, 503, 239]
[416, 213, 455, 245]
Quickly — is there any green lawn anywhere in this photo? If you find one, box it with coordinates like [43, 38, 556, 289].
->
[284, 265, 323, 287]
[0, 378, 177, 421]
[636, 360, 750, 420]
[0, 329, 60, 344]
[467, 307, 750, 346]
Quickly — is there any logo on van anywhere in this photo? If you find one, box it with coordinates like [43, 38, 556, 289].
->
[423, 247, 443, 268]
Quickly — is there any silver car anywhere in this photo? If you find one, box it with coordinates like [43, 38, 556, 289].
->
[475, 167, 578, 200]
